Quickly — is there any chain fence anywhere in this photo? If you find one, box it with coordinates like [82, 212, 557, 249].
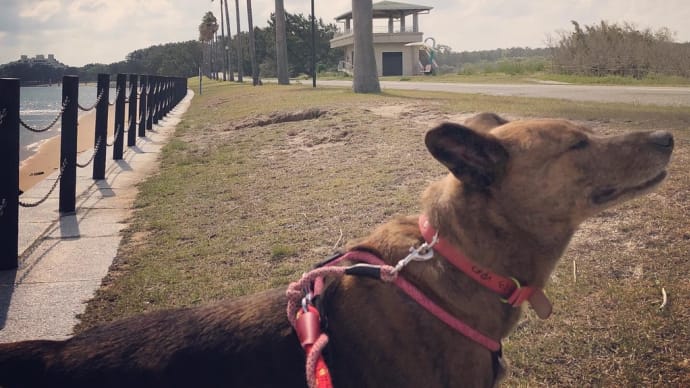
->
[128, 111, 146, 128]
[19, 97, 69, 133]
[124, 84, 133, 103]
[107, 124, 123, 147]
[109, 87, 120, 106]
[1, 74, 188, 268]
[76, 136, 103, 168]
[19, 159, 66, 208]
[77, 89, 105, 112]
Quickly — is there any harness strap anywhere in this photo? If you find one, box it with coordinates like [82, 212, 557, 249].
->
[419, 214, 552, 319]
[330, 251, 501, 351]
[287, 251, 501, 351]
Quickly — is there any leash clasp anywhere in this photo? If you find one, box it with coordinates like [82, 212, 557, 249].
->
[392, 232, 439, 274]
[301, 292, 313, 313]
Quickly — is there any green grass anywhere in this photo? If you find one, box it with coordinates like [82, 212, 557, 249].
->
[376, 71, 690, 86]
[76, 78, 690, 386]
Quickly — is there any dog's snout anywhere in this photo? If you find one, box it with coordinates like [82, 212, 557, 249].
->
[649, 130, 674, 149]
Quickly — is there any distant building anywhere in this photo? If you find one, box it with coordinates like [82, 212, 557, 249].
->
[16, 54, 63, 67]
[330, 1, 433, 77]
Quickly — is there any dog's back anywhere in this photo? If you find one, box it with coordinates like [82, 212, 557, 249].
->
[0, 289, 305, 388]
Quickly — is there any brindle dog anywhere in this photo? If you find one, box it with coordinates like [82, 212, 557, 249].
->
[0, 114, 673, 387]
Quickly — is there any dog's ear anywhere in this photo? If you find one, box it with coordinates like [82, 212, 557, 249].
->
[425, 122, 509, 188]
[463, 112, 509, 132]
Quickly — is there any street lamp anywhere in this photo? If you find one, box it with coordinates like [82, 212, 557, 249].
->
[311, 0, 316, 88]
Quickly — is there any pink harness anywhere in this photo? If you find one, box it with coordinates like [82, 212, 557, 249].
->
[286, 214, 552, 388]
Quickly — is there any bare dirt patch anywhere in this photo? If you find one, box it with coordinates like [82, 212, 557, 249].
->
[228, 107, 327, 131]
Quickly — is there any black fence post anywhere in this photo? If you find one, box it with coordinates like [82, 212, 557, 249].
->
[166, 78, 173, 113]
[92, 73, 109, 180]
[146, 75, 154, 130]
[181, 77, 187, 103]
[59, 75, 78, 214]
[113, 74, 126, 160]
[160, 78, 166, 116]
[168, 78, 174, 112]
[174, 78, 179, 105]
[167, 78, 173, 113]
[138, 75, 147, 137]
[0, 78, 20, 270]
[161, 78, 168, 116]
[127, 74, 138, 147]
[156, 77, 164, 120]
[162, 78, 168, 115]
[153, 76, 160, 125]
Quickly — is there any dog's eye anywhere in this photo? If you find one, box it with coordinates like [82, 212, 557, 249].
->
[569, 139, 589, 151]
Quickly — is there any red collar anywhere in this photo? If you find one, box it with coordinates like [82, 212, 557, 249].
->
[419, 214, 552, 319]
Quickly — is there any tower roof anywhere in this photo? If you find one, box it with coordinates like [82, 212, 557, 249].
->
[334, 1, 433, 21]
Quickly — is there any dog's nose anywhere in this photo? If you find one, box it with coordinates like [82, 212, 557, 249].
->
[649, 130, 674, 149]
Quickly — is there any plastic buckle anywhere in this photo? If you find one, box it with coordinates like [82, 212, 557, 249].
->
[295, 305, 322, 349]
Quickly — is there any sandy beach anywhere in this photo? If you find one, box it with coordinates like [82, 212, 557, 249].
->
[19, 104, 127, 192]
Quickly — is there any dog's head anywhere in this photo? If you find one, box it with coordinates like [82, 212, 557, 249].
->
[426, 113, 673, 228]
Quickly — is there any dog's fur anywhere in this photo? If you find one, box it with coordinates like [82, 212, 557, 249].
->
[0, 114, 673, 387]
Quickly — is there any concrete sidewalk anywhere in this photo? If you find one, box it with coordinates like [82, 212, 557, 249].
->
[0, 90, 194, 342]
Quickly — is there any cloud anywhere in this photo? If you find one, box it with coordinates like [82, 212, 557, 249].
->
[19, 0, 62, 22]
[1, 0, 689, 67]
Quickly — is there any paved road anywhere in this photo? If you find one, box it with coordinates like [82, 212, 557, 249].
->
[316, 80, 690, 107]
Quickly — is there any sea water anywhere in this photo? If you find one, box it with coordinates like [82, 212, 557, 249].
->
[19, 85, 114, 161]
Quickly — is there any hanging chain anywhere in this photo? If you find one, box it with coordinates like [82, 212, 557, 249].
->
[109, 87, 120, 106]
[76, 136, 103, 168]
[107, 124, 122, 147]
[77, 89, 105, 111]
[19, 97, 70, 133]
[0, 198, 6, 217]
[124, 84, 134, 103]
[19, 159, 67, 208]
[0, 108, 6, 126]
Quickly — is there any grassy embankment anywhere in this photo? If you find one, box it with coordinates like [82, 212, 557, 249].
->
[328, 58, 690, 86]
[77, 78, 690, 386]
[378, 72, 690, 86]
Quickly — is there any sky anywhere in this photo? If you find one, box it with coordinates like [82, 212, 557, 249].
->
[1, 0, 690, 67]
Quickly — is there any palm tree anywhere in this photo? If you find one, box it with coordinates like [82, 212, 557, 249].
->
[234, 0, 243, 82]
[247, 0, 260, 85]
[352, 0, 380, 93]
[216, 0, 227, 81]
[198, 11, 219, 78]
[223, 0, 234, 81]
[275, 0, 289, 85]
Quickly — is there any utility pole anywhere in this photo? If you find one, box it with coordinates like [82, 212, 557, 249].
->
[219, 0, 227, 81]
[223, 0, 234, 81]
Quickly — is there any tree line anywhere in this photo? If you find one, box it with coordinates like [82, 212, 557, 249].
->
[548, 20, 690, 78]
[3, 17, 688, 85]
[427, 20, 690, 79]
[199, 11, 342, 80]
[0, 11, 342, 85]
